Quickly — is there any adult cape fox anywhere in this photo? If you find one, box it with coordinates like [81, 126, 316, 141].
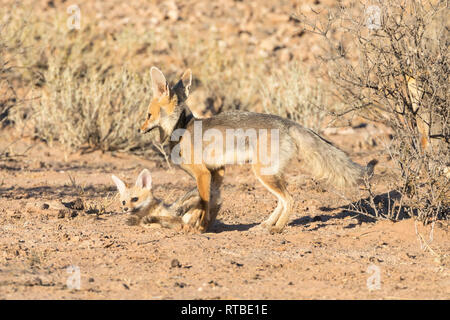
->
[112, 169, 222, 230]
[139, 67, 377, 233]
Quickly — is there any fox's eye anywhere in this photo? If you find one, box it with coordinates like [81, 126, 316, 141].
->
[122, 201, 126, 205]
[147, 113, 151, 119]
[131, 197, 139, 202]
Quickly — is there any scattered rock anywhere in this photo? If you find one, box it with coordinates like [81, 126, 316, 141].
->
[231, 261, 243, 267]
[406, 253, 416, 259]
[174, 282, 186, 288]
[104, 241, 114, 248]
[69, 210, 78, 218]
[41, 203, 50, 210]
[57, 210, 66, 219]
[369, 256, 383, 263]
[208, 280, 221, 287]
[171, 259, 181, 268]
[24, 277, 43, 287]
[63, 198, 85, 211]
[85, 207, 100, 215]
[72, 198, 85, 211]
[253, 274, 262, 280]
[313, 241, 323, 248]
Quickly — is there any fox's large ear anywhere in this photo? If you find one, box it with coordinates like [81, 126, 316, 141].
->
[151, 66, 169, 98]
[135, 169, 152, 190]
[180, 69, 192, 97]
[112, 175, 126, 196]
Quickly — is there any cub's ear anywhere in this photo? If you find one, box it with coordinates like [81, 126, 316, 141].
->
[180, 69, 192, 97]
[112, 175, 126, 196]
[150, 66, 169, 98]
[135, 169, 152, 190]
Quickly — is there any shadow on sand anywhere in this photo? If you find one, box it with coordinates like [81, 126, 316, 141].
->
[0, 184, 116, 200]
[210, 221, 258, 233]
[289, 190, 415, 230]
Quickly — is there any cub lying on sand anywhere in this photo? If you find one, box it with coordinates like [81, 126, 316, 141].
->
[112, 169, 221, 231]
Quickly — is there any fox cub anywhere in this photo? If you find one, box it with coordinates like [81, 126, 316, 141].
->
[112, 169, 221, 231]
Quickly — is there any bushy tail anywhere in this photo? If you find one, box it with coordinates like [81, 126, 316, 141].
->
[289, 126, 377, 189]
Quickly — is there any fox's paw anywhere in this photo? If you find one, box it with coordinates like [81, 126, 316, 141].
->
[199, 212, 212, 232]
[187, 209, 203, 227]
[197, 224, 208, 233]
[181, 224, 201, 234]
[260, 221, 274, 229]
[141, 217, 162, 229]
[125, 216, 140, 226]
[269, 226, 285, 234]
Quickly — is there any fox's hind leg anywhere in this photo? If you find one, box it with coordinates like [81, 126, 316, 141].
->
[252, 165, 292, 233]
[271, 190, 293, 234]
[262, 201, 283, 228]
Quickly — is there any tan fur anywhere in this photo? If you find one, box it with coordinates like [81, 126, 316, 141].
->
[112, 169, 222, 231]
[289, 126, 366, 189]
[139, 67, 378, 233]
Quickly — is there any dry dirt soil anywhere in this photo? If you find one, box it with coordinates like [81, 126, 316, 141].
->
[1, 0, 448, 300]
[0, 126, 448, 300]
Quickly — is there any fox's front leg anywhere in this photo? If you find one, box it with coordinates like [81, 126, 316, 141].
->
[182, 164, 212, 232]
[126, 215, 141, 226]
[195, 168, 212, 232]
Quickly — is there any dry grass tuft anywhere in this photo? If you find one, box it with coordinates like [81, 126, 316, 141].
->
[2, 2, 331, 153]
[299, 0, 449, 222]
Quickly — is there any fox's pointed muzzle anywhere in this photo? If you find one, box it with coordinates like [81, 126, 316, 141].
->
[139, 125, 157, 134]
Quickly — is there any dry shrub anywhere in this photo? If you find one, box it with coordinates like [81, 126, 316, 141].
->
[171, 32, 265, 114]
[3, 2, 331, 154]
[3, 5, 158, 152]
[299, 0, 449, 222]
[0, 4, 27, 127]
[37, 66, 154, 152]
[260, 62, 328, 132]
[172, 32, 330, 132]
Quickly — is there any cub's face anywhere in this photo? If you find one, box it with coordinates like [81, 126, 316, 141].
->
[112, 169, 154, 215]
[118, 186, 153, 214]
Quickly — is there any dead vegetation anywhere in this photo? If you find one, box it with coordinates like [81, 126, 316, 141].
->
[0, 0, 448, 224]
[2, 1, 331, 153]
[298, 0, 449, 222]
[0, 0, 449, 300]
[0, 5, 22, 129]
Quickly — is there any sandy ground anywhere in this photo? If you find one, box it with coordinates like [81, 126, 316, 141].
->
[1, 0, 448, 300]
[0, 127, 448, 300]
